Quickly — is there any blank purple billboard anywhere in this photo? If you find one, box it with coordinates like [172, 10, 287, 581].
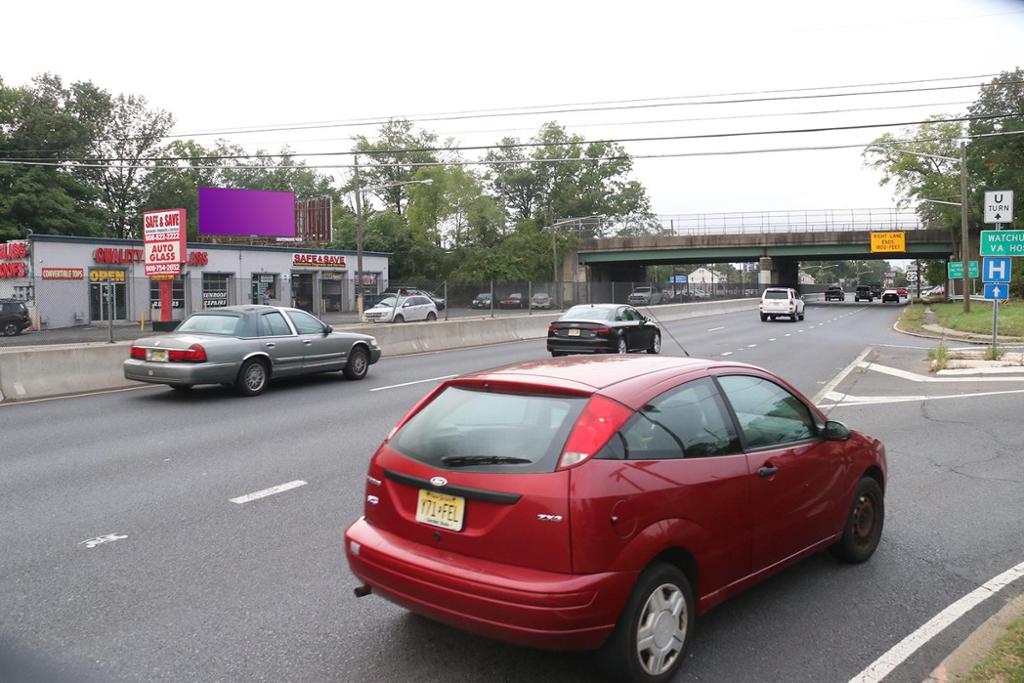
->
[198, 187, 296, 237]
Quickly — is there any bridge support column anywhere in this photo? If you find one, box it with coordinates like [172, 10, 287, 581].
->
[758, 257, 799, 287]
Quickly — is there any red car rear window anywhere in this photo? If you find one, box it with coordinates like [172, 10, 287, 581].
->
[390, 386, 587, 474]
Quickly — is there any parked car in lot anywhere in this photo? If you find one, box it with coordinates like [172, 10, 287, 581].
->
[881, 289, 900, 303]
[854, 285, 874, 302]
[627, 285, 663, 306]
[363, 295, 437, 323]
[870, 284, 883, 298]
[498, 292, 526, 309]
[824, 285, 845, 302]
[1, 299, 31, 336]
[470, 292, 492, 309]
[345, 355, 887, 682]
[547, 303, 661, 356]
[365, 287, 444, 310]
[124, 305, 380, 396]
[530, 292, 552, 309]
[759, 287, 805, 322]
[896, 288, 909, 297]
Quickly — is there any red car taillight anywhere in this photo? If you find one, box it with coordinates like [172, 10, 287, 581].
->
[547, 324, 557, 335]
[129, 345, 146, 360]
[558, 395, 632, 469]
[592, 326, 611, 335]
[168, 343, 207, 362]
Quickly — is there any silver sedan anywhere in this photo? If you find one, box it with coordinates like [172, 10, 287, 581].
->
[124, 305, 382, 396]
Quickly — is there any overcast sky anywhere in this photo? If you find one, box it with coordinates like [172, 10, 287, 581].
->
[2, 0, 1023, 221]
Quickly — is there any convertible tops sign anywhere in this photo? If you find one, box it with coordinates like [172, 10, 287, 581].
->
[292, 253, 346, 268]
[42, 268, 84, 280]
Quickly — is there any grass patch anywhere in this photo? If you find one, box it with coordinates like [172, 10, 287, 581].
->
[928, 344, 949, 370]
[984, 346, 1006, 361]
[898, 301, 930, 334]
[960, 611, 1024, 683]
[931, 300, 1024, 338]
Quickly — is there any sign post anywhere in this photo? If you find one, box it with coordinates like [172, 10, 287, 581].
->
[143, 209, 187, 325]
[983, 257, 1012, 351]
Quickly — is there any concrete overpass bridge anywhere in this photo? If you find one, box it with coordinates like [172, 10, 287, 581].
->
[563, 208, 955, 286]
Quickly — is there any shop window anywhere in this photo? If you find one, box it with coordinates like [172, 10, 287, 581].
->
[149, 277, 186, 312]
[202, 273, 230, 308]
[252, 274, 278, 305]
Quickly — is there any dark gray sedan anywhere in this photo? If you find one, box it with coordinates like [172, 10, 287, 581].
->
[124, 305, 381, 396]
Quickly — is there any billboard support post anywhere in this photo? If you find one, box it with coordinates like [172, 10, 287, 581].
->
[354, 156, 366, 318]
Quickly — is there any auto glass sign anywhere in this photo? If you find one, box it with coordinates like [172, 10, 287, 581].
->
[143, 208, 187, 276]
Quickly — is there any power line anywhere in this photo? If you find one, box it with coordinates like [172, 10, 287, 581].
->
[0, 99, 975, 158]
[3, 128, 1022, 172]
[137, 77, 1018, 140]
[12, 111, 1014, 163]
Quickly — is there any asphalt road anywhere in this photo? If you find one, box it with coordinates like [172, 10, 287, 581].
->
[2, 301, 1022, 682]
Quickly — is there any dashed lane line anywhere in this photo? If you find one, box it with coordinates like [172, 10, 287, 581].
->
[707, 326, 725, 332]
[230, 480, 308, 505]
[369, 374, 459, 392]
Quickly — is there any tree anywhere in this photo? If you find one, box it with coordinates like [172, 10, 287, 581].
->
[0, 74, 108, 239]
[485, 122, 652, 229]
[83, 94, 174, 239]
[351, 120, 448, 217]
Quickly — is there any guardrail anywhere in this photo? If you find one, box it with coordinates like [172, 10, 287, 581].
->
[0, 298, 758, 402]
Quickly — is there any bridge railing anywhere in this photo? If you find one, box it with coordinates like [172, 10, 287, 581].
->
[594, 208, 923, 238]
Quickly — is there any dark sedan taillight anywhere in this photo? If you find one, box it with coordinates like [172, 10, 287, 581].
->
[592, 326, 611, 335]
[547, 324, 557, 335]
[129, 346, 146, 360]
[168, 343, 207, 363]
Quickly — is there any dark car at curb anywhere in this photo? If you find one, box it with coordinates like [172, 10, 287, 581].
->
[547, 303, 661, 356]
[854, 285, 873, 302]
[345, 355, 887, 682]
[471, 293, 492, 309]
[124, 305, 381, 396]
[1, 300, 31, 336]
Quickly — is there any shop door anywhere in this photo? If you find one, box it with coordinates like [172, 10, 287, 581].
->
[291, 272, 314, 312]
[89, 282, 127, 322]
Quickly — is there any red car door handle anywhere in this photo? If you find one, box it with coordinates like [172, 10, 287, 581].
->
[757, 465, 779, 477]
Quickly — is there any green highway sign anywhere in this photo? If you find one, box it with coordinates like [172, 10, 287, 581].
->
[947, 261, 963, 278]
[981, 230, 1024, 256]
[969, 260, 979, 278]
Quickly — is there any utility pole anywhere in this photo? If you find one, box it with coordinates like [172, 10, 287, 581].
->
[960, 141, 970, 313]
[354, 155, 366, 318]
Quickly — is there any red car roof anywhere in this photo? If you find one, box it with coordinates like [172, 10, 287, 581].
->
[459, 355, 716, 391]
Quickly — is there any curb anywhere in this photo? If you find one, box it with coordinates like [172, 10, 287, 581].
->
[924, 593, 1024, 682]
[892, 313, 1020, 346]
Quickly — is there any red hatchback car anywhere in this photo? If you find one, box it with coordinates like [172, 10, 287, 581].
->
[345, 356, 887, 682]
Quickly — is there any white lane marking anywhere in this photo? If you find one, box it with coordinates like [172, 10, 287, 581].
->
[812, 347, 873, 405]
[720, 351, 733, 356]
[369, 374, 458, 392]
[849, 559, 1024, 683]
[859, 362, 1024, 383]
[798, 329, 805, 333]
[768, 338, 777, 342]
[821, 387, 1024, 409]
[80, 533, 128, 549]
[785, 333, 792, 337]
[747, 344, 757, 348]
[230, 480, 308, 505]
[707, 326, 725, 332]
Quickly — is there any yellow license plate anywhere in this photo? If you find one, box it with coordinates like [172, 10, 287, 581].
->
[568, 328, 581, 336]
[149, 349, 168, 362]
[415, 489, 465, 531]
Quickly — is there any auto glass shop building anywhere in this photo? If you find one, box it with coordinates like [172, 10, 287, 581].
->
[0, 234, 389, 329]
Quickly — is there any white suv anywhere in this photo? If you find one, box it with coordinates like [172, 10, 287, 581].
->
[759, 287, 805, 322]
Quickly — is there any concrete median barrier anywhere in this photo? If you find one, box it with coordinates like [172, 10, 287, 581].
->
[0, 298, 757, 402]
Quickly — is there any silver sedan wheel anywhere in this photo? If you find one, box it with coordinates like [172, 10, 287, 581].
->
[635, 583, 687, 677]
[244, 362, 267, 393]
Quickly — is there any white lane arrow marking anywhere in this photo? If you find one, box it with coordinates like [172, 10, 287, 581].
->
[80, 533, 128, 549]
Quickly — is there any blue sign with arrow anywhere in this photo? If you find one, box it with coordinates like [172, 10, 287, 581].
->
[983, 283, 1009, 301]
[982, 257, 1011, 283]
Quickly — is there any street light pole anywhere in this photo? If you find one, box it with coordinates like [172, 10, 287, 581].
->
[354, 155, 366, 318]
[960, 141, 970, 313]
[351, 163, 432, 318]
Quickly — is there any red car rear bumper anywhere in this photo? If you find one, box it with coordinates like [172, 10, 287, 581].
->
[345, 518, 636, 650]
